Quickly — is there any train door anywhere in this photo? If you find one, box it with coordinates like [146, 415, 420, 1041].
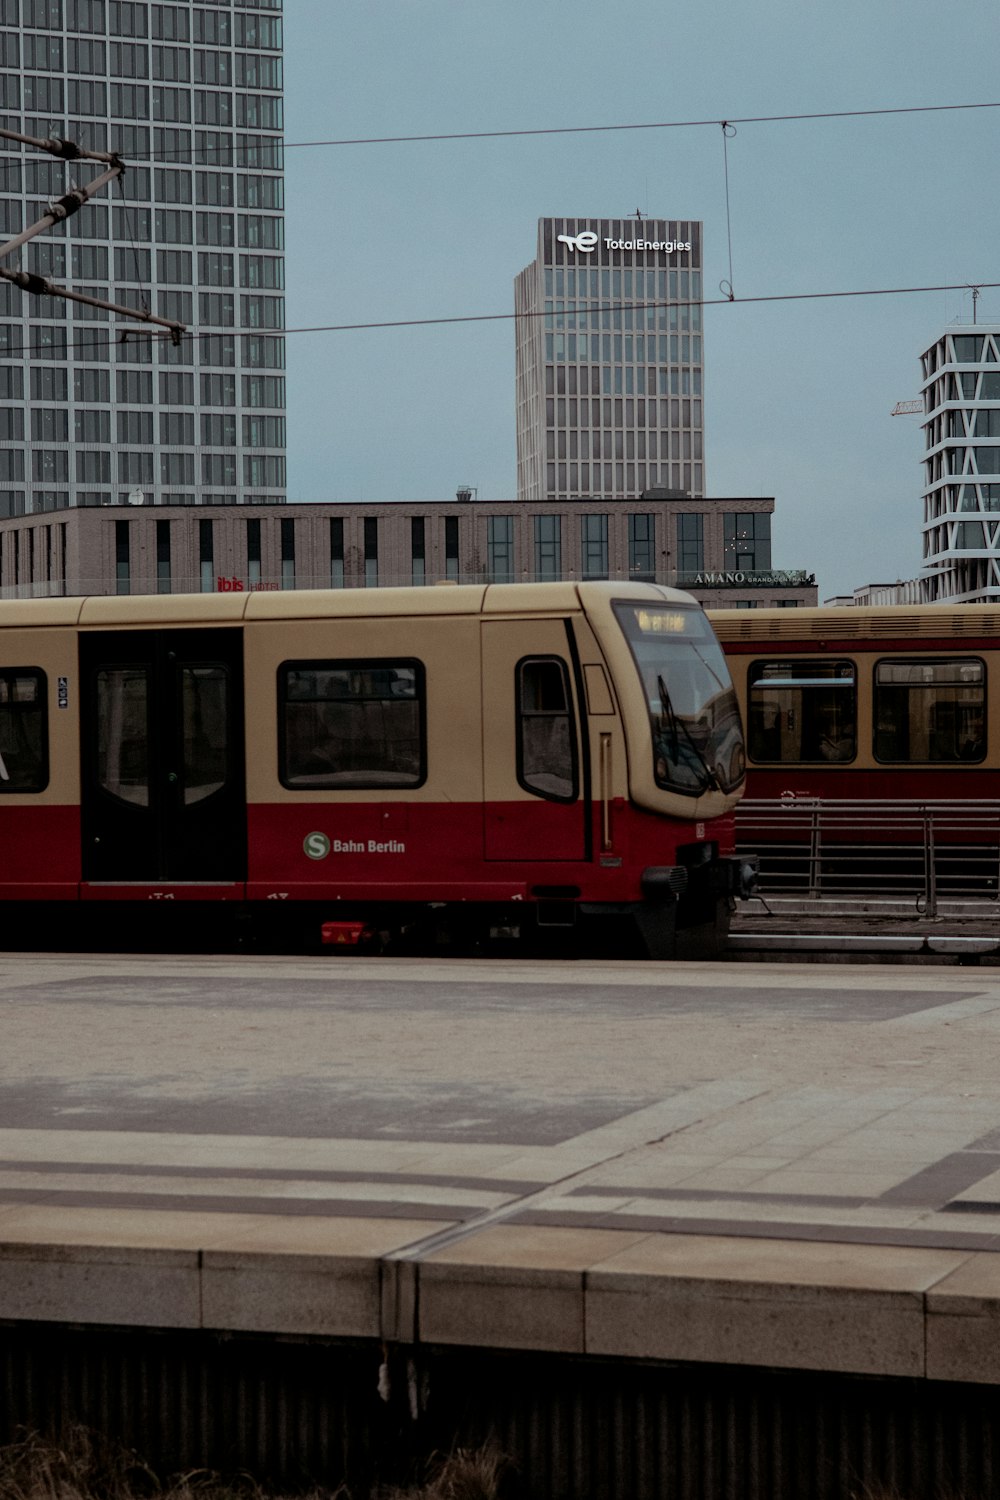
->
[481, 618, 588, 861]
[79, 629, 246, 883]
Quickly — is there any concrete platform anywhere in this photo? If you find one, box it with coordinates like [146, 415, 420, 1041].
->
[4, 952, 1000, 1383]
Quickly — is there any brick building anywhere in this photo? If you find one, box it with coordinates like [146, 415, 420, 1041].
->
[0, 494, 816, 607]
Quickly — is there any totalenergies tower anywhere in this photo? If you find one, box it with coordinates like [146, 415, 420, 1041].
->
[515, 216, 704, 503]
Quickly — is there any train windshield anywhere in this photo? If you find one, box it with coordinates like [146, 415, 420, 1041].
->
[613, 602, 746, 795]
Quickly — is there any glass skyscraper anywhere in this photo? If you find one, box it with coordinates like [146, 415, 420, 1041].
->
[0, 0, 285, 520]
[515, 217, 704, 502]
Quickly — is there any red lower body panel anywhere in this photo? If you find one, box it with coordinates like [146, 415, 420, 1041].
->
[246, 800, 734, 904]
[0, 799, 736, 909]
[0, 806, 80, 898]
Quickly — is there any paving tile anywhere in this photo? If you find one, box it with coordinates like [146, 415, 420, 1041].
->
[202, 1250, 378, 1338]
[577, 1161, 726, 1190]
[926, 1253, 1000, 1383]
[741, 1170, 908, 1198]
[0, 1204, 453, 1257]
[194, 1215, 456, 1258]
[0, 1240, 200, 1328]
[0, 1169, 507, 1211]
[0, 1203, 268, 1248]
[584, 1233, 969, 1377]
[424, 1224, 653, 1271]
[586, 1231, 968, 1288]
[543, 1193, 635, 1214]
[419, 1260, 583, 1351]
[0, 1128, 433, 1175]
[948, 1166, 1000, 1206]
[680, 1167, 779, 1191]
[418, 1226, 652, 1354]
[599, 1197, 924, 1230]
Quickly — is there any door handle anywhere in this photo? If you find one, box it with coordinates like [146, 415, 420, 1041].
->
[599, 732, 613, 851]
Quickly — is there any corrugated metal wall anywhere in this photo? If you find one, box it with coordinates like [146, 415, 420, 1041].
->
[1, 1323, 999, 1499]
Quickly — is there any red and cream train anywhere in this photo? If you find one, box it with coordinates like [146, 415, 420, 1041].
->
[710, 603, 1000, 884]
[0, 581, 752, 957]
[710, 603, 999, 801]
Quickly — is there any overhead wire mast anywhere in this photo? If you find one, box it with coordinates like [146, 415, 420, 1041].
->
[0, 126, 186, 345]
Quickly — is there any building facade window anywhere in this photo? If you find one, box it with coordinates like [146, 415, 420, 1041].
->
[33, 450, 69, 483]
[330, 517, 344, 588]
[364, 516, 378, 587]
[444, 516, 459, 581]
[115, 519, 130, 595]
[199, 517, 213, 592]
[724, 512, 771, 571]
[677, 513, 704, 573]
[581, 513, 608, 579]
[534, 515, 561, 581]
[280, 517, 295, 589]
[487, 515, 514, 583]
[247, 517, 261, 587]
[411, 517, 425, 586]
[628, 513, 655, 580]
[156, 519, 171, 594]
[197, 408, 233, 444]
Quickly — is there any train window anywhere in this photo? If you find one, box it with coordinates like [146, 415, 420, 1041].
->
[874, 658, 985, 762]
[182, 665, 229, 804]
[614, 603, 746, 804]
[615, 602, 745, 793]
[517, 657, 577, 802]
[748, 660, 856, 763]
[279, 659, 425, 789]
[0, 668, 48, 793]
[96, 667, 149, 805]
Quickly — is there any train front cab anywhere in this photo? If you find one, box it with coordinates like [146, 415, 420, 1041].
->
[0, 584, 748, 958]
[241, 581, 748, 957]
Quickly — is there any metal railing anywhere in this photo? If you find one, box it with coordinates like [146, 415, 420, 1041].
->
[735, 799, 1000, 914]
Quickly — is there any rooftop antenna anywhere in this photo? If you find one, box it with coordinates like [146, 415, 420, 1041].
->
[969, 284, 982, 324]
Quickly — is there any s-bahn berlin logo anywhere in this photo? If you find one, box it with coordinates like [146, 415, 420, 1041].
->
[303, 832, 406, 859]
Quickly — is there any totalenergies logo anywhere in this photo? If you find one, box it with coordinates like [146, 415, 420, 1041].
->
[557, 231, 599, 254]
[556, 231, 691, 255]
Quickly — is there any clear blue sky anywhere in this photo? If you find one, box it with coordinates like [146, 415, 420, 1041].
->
[281, 0, 1000, 601]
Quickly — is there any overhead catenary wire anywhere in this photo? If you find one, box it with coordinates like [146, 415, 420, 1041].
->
[1, 278, 998, 360]
[78, 98, 1000, 163]
[245, 99, 1000, 152]
[197, 280, 1000, 339]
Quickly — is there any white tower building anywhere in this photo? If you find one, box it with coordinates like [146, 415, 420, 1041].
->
[920, 324, 1000, 601]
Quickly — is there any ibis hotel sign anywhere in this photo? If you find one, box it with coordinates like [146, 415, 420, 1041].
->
[557, 231, 691, 255]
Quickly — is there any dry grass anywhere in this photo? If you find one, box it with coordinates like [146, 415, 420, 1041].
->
[0, 1430, 269, 1500]
[0, 1432, 517, 1500]
[376, 1444, 517, 1500]
[850, 1486, 969, 1500]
